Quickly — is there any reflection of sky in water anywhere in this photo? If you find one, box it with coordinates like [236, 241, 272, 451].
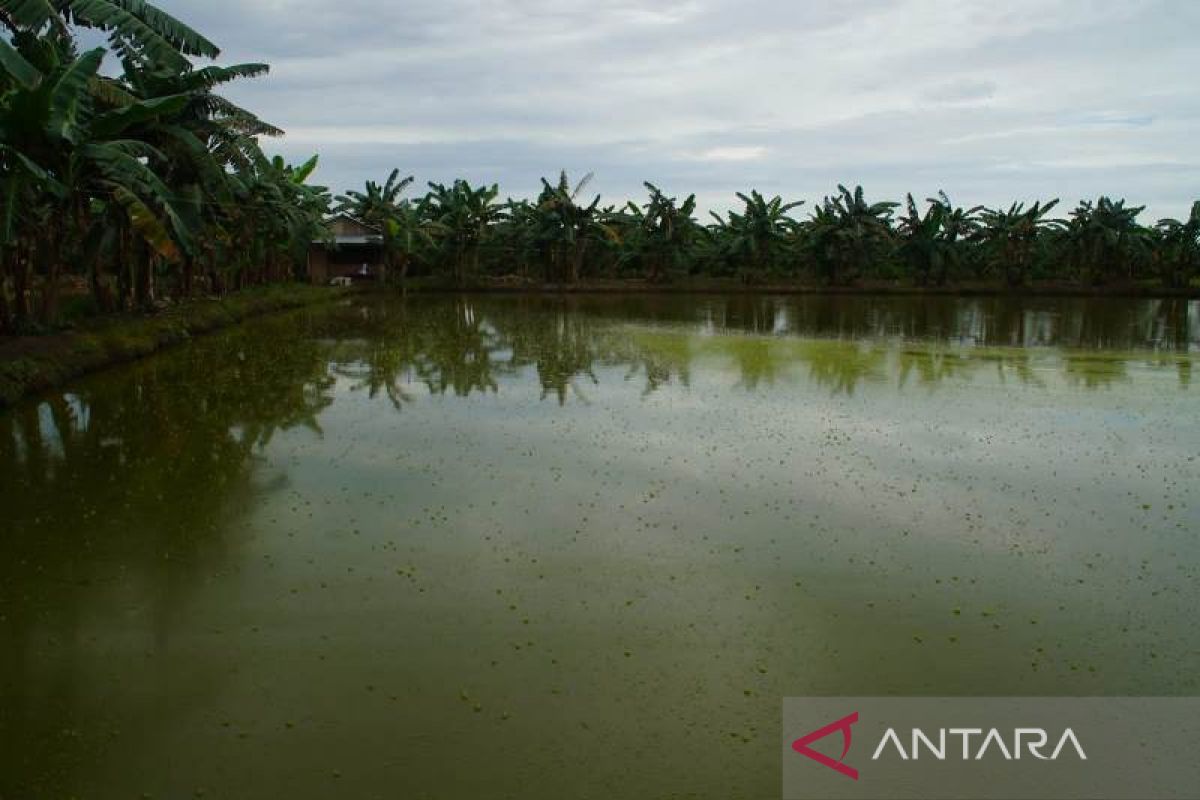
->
[0, 294, 1197, 799]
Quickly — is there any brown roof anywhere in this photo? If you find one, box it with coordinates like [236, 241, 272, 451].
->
[326, 213, 382, 236]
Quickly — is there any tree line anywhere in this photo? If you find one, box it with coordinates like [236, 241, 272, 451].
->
[336, 174, 1200, 292]
[4, 2, 1199, 336]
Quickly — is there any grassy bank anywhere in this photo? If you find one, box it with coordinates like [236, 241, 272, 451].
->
[399, 275, 1200, 297]
[0, 284, 348, 410]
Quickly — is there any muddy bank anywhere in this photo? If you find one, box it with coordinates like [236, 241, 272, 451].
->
[0, 285, 349, 409]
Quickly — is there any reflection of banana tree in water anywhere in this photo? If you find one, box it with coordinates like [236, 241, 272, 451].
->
[985, 302, 1042, 347]
[495, 307, 619, 404]
[1136, 298, 1197, 353]
[0, 314, 336, 793]
[325, 302, 426, 411]
[330, 348, 417, 411]
[531, 314, 601, 404]
[709, 337, 886, 395]
[722, 338, 791, 390]
[896, 349, 979, 388]
[311, 296, 1195, 410]
[1062, 354, 1129, 389]
[620, 332, 694, 396]
[895, 297, 967, 343]
[710, 296, 788, 335]
[1139, 351, 1192, 390]
[983, 351, 1046, 389]
[1176, 358, 1191, 390]
[1141, 297, 1196, 390]
[1059, 301, 1130, 352]
[799, 341, 887, 395]
[412, 300, 502, 396]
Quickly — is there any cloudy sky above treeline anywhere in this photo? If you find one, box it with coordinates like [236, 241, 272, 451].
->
[172, 0, 1197, 219]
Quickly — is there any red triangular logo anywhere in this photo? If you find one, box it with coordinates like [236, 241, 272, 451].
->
[791, 711, 859, 780]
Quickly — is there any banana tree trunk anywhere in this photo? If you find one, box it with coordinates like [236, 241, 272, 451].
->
[89, 256, 110, 313]
[182, 257, 194, 298]
[1005, 243, 1025, 287]
[116, 232, 131, 311]
[208, 249, 223, 295]
[16, 243, 31, 322]
[133, 243, 153, 310]
[0, 249, 11, 332]
[570, 240, 587, 283]
[39, 235, 60, 326]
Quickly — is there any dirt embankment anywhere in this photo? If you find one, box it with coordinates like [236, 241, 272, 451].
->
[0, 285, 349, 409]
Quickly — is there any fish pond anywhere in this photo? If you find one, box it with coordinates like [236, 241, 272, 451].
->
[1, 293, 1198, 798]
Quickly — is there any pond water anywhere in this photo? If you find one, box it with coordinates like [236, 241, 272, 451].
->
[1, 293, 1198, 799]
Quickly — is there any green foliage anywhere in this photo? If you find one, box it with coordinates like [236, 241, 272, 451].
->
[423, 179, 505, 283]
[1061, 197, 1153, 285]
[526, 171, 614, 282]
[805, 185, 896, 285]
[617, 182, 701, 281]
[709, 190, 803, 280]
[0, 0, 330, 331]
[2, 0, 220, 70]
[1154, 202, 1200, 289]
[973, 200, 1062, 286]
[2, 0, 1196, 333]
[0, 35, 41, 88]
[896, 192, 980, 286]
[314, 169, 1194, 292]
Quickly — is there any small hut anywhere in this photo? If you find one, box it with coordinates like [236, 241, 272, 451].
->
[307, 214, 386, 284]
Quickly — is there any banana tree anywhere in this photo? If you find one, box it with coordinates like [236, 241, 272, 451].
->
[710, 190, 803, 280]
[1, 0, 219, 70]
[384, 196, 437, 282]
[804, 184, 897, 285]
[97, 58, 279, 296]
[490, 198, 540, 278]
[896, 192, 979, 286]
[269, 154, 331, 281]
[1061, 197, 1152, 285]
[2, 36, 193, 318]
[973, 200, 1061, 287]
[620, 182, 700, 282]
[425, 179, 505, 284]
[531, 170, 611, 283]
[1154, 202, 1200, 289]
[335, 168, 414, 283]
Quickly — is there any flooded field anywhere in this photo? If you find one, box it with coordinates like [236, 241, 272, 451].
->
[2, 293, 1198, 799]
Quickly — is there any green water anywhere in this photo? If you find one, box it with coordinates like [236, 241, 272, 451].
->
[1, 293, 1197, 799]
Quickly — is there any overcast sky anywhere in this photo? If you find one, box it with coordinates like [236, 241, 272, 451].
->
[171, 0, 1198, 219]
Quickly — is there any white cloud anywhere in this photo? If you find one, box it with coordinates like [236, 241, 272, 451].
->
[171, 0, 1200, 219]
[689, 147, 769, 163]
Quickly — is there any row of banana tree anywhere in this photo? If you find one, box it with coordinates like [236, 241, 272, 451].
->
[0, 0, 330, 332]
[338, 174, 1200, 290]
[5, 3, 1199, 337]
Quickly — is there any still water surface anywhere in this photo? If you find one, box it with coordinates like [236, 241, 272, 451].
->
[1, 294, 1198, 798]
